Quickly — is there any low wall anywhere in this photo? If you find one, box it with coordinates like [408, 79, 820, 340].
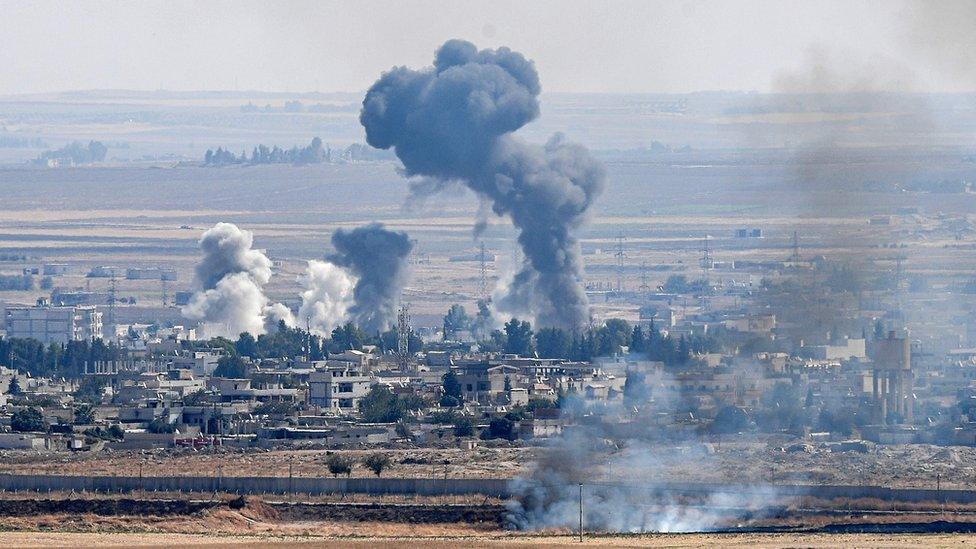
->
[0, 474, 973, 504]
[0, 474, 510, 497]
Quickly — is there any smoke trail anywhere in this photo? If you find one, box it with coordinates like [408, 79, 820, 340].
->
[182, 222, 292, 338]
[297, 259, 356, 336]
[327, 223, 412, 333]
[361, 39, 605, 330]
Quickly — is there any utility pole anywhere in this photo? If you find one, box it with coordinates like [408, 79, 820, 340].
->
[161, 278, 168, 307]
[578, 483, 583, 542]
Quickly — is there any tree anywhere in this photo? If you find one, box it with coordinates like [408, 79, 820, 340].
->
[73, 377, 106, 404]
[214, 355, 247, 378]
[711, 405, 751, 434]
[11, 407, 45, 432]
[479, 330, 507, 353]
[622, 371, 647, 403]
[874, 319, 886, 340]
[535, 327, 572, 359]
[363, 453, 392, 477]
[504, 318, 534, 356]
[442, 370, 462, 402]
[359, 386, 403, 423]
[6, 376, 21, 395]
[595, 319, 632, 356]
[326, 454, 354, 477]
[453, 416, 475, 438]
[147, 417, 176, 434]
[630, 325, 646, 353]
[73, 404, 95, 425]
[442, 304, 470, 340]
[330, 322, 367, 351]
[235, 332, 257, 357]
[483, 417, 517, 440]
[471, 299, 494, 340]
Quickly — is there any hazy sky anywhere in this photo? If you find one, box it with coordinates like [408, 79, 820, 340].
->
[0, 0, 972, 95]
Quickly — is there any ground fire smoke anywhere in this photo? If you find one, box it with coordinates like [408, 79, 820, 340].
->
[505, 412, 785, 533]
[326, 223, 412, 333]
[182, 222, 289, 338]
[360, 39, 604, 330]
[297, 260, 356, 336]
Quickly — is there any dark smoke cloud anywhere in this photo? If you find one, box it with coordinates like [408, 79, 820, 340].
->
[327, 223, 412, 333]
[361, 39, 605, 330]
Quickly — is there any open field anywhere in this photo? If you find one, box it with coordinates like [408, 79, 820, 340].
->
[0, 493, 973, 547]
[2, 532, 975, 548]
[3, 442, 976, 490]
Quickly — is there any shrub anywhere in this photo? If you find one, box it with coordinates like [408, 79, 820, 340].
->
[363, 453, 392, 477]
[326, 454, 354, 477]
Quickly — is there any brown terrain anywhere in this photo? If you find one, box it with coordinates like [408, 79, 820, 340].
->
[2, 442, 975, 490]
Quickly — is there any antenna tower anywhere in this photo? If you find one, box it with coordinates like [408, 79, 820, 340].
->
[479, 241, 489, 300]
[700, 236, 712, 281]
[638, 261, 650, 303]
[161, 278, 168, 307]
[305, 315, 312, 361]
[614, 234, 626, 292]
[790, 231, 801, 265]
[107, 275, 117, 327]
[397, 303, 410, 371]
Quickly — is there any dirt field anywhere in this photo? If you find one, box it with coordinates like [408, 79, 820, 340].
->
[2, 531, 975, 548]
[3, 442, 976, 490]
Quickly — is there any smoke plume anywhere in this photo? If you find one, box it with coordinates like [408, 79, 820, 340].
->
[506, 382, 788, 533]
[327, 223, 412, 333]
[183, 222, 292, 338]
[361, 39, 605, 330]
[297, 259, 356, 336]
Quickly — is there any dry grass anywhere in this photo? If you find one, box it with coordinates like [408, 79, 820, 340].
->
[0, 531, 974, 548]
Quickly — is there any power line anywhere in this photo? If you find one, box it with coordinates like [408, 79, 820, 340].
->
[614, 234, 626, 292]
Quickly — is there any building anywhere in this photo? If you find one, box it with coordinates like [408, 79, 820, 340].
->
[125, 267, 177, 281]
[5, 301, 103, 343]
[308, 365, 372, 411]
[86, 266, 117, 278]
[871, 331, 914, 424]
[42, 263, 69, 276]
[806, 338, 867, 360]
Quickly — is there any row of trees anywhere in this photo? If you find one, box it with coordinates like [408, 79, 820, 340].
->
[0, 273, 52, 291]
[33, 140, 107, 165]
[472, 316, 718, 366]
[204, 137, 328, 166]
[0, 337, 121, 379]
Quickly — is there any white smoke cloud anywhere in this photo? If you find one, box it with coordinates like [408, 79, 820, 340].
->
[182, 222, 292, 339]
[183, 272, 271, 339]
[297, 260, 356, 336]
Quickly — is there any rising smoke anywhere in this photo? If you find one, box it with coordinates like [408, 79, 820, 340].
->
[182, 222, 292, 338]
[505, 384, 787, 533]
[326, 223, 412, 333]
[361, 39, 605, 330]
[297, 259, 356, 336]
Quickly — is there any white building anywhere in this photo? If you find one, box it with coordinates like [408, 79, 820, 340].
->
[5, 302, 103, 343]
[309, 365, 372, 411]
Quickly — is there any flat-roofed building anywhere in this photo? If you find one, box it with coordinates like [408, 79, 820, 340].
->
[5, 301, 102, 343]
